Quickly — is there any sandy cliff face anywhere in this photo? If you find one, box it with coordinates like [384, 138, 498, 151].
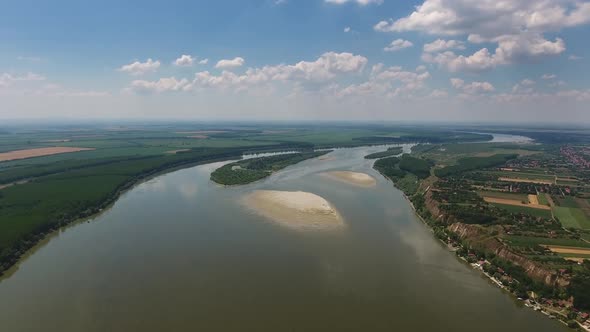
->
[447, 222, 569, 287]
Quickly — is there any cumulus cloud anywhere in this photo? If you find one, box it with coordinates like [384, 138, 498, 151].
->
[119, 58, 161, 75]
[375, 0, 590, 36]
[334, 65, 430, 99]
[215, 57, 245, 70]
[542, 74, 556, 80]
[421, 33, 565, 72]
[384, 39, 414, 52]
[128, 52, 368, 93]
[130, 77, 190, 94]
[451, 78, 494, 94]
[174, 55, 194, 67]
[198, 58, 209, 65]
[423, 39, 465, 53]
[512, 79, 536, 93]
[344, 26, 351, 33]
[325, 0, 383, 5]
[376, 0, 590, 71]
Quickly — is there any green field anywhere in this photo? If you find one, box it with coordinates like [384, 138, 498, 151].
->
[557, 196, 580, 208]
[478, 190, 528, 201]
[537, 193, 549, 205]
[503, 236, 590, 249]
[553, 207, 590, 229]
[491, 203, 553, 219]
[484, 171, 556, 181]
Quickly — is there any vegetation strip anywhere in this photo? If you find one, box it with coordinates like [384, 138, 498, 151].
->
[210, 151, 330, 185]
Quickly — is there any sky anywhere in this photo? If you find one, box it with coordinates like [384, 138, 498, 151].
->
[1, 0, 590, 123]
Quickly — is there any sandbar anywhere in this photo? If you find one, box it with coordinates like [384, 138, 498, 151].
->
[321, 171, 376, 187]
[242, 190, 344, 231]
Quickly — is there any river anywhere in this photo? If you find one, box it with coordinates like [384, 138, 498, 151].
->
[0, 141, 567, 331]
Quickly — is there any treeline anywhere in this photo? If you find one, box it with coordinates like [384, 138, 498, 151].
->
[364, 147, 403, 159]
[434, 154, 518, 177]
[398, 155, 433, 179]
[210, 151, 330, 185]
[570, 261, 590, 310]
[354, 132, 492, 144]
[374, 154, 433, 180]
[373, 156, 405, 179]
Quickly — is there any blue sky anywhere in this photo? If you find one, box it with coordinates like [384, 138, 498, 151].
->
[1, 0, 590, 123]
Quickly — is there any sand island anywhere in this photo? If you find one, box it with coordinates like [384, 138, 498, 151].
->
[321, 171, 377, 187]
[242, 190, 344, 231]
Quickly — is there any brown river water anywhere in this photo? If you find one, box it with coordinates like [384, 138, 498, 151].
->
[0, 144, 568, 331]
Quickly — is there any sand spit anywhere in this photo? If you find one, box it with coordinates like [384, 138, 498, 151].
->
[321, 171, 376, 187]
[242, 190, 344, 231]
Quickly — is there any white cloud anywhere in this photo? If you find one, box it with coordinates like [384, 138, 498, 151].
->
[423, 39, 465, 53]
[334, 65, 430, 99]
[344, 26, 351, 33]
[542, 74, 556, 80]
[198, 58, 209, 65]
[569, 54, 583, 60]
[119, 58, 161, 75]
[375, 0, 590, 37]
[451, 78, 494, 94]
[376, 0, 590, 71]
[215, 57, 245, 70]
[422, 48, 497, 72]
[130, 77, 190, 93]
[174, 54, 194, 67]
[512, 79, 536, 93]
[384, 39, 413, 52]
[129, 52, 368, 93]
[421, 33, 565, 72]
[325, 0, 383, 5]
[0, 72, 46, 87]
[429, 89, 448, 98]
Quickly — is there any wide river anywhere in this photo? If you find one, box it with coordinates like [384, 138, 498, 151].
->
[0, 144, 568, 331]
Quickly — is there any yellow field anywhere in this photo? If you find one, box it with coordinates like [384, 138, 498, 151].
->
[498, 177, 554, 185]
[543, 245, 590, 255]
[528, 194, 539, 205]
[0, 147, 94, 162]
[483, 197, 551, 210]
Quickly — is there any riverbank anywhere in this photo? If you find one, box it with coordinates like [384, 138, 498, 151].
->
[0, 150, 256, 278]
[377, 169, 584, 330]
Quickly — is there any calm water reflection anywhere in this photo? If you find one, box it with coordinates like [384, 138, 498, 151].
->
[0, 145, 567, 331]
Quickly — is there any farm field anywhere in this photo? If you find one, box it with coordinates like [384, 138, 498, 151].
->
[553, 206, 590, 229]
[498, 177, 554, 185]
[502, 236, 590, 249]
[483, 197, 551, 210]
[537, 193, 550, 206]
[0, 147, 95, 162]
[477, 190, 528, 201]
[491, 203, 553, 218]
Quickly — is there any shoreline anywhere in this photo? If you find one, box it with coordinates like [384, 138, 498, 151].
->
[0, 154, 244, 280]
[376, 168, 583, 331]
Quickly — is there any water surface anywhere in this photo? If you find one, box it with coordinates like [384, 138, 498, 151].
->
[0, 144, 566, 331]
